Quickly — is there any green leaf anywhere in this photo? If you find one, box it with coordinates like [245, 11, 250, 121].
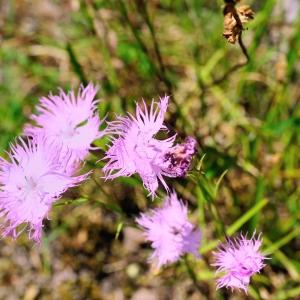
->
[115, 221, 124, 240]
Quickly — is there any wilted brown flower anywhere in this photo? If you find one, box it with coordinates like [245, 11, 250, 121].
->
[237, 5, 255, 24]
[223, 1, 254, 44]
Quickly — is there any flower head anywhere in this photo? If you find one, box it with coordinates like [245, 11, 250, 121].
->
[212, 232, 266, 293]
[136, 191, 201, 267]
[161, 136, 197, 177]
[25, 83, 105, 164]
[0, 136, 88, 242]
[103, 96, 196, 197]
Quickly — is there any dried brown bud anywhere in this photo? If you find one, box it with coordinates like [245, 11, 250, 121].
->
[237, 5, 255, 24]
[223, 2, 254, 44]
[223, 10, 240, 44]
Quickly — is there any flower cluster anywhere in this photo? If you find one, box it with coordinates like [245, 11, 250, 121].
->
[0, 82, 268, 295]
[0, 87, 197, 242]
[0, 83, 103, 242]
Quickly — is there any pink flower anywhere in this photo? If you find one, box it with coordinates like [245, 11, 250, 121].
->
[25, 83, 105, 165]
[103, 96, 196, 197]
[0, 136, 88, 242]
[136, 191, 201, 267]
[212, 233, 267, 293]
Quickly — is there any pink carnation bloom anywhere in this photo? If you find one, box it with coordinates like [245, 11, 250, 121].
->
[25, 83, 105, 165]
[136, 191, 201, 267]
[103, 96, 196, 197]
[212, 233, 267, 293]
[0, 136, 88, 242]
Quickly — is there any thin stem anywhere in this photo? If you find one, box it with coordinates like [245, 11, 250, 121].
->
[137, 0, 170, 89]
[238, 31, 250, 62]
[118, 0, 163, 83]
[183, 256, 203, 292]
[118, 0, 193, 133]
[208, 201, 228, 241]
[66, 43, 88, 85]
[194, 172, 229, 241]
[91, 173, 112, 199]
[135, 0, 192, 130]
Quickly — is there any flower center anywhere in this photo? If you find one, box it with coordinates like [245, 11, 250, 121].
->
[27, 177, 38, 190]
[16, 176, 42, 203]
[237, 256, 257, 276]
[134, 135, 160, 160]
[60, 124, 77, 140]
[24, 176, 41, 196]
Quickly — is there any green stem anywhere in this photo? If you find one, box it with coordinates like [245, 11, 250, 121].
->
[66, 43, 88, 85]
[183, 256, 202, 292]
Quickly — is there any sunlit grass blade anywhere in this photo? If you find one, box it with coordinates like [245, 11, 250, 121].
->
[200, 198, 269, 254]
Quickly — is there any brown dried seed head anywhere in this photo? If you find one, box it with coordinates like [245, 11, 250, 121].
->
[223, 2, 255, 44]
[237, 5, 255, 24]
[223, 11, 241, 44]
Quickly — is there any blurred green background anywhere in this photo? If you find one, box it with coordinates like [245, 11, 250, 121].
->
[1, 0, 300, 299]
